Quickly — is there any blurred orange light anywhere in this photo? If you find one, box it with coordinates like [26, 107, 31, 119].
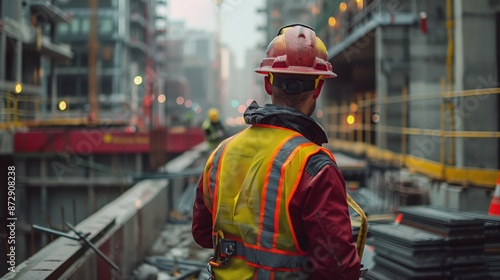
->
[328, 17, 337, 27]
[356, 0, 363, 10]
[350, 102, 358, 112]
[340, 2, 347, 12]
[185, 99, 192, 108]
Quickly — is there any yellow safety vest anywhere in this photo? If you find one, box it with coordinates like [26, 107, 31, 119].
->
[202, 124, 336, 279]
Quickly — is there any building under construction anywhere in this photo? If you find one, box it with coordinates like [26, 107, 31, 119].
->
[260, 0, 500, 209]
[0, 0, 204, 271]
[1, 0, 500, 279]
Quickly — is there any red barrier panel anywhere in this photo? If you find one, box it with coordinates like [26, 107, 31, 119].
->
[13, 127, 204, 154]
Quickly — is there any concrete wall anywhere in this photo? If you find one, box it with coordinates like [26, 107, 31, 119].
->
[454, 0, 499, 169]
[13, 153, 141, 264]
[376, 23, 410, 152]
[402, 0, 499, 170]
[64, 178, 169, 279]
[1, 178, 169, 280]
[407, 0, 448, 163]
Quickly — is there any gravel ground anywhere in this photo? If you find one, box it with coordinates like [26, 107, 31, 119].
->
[150, 222, 212, 261]
[133, 222, 213, 280]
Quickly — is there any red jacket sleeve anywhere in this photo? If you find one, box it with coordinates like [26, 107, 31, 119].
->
[294, 161, 361, 279]
[191, 176, 214, 249]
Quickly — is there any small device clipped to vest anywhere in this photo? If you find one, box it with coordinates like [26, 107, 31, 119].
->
[207, 230, 236, 276]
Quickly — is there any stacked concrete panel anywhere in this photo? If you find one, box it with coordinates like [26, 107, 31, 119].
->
[366, 206, 496, 279]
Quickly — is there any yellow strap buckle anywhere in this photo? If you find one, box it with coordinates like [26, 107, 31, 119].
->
[208, 230, 235, 269]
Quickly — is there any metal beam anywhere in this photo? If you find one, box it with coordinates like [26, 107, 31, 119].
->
[133, 167, 204, 182]
[17, 177, 133, 187]
[29, 0, 72, 24]
[328, 12, 418, 59]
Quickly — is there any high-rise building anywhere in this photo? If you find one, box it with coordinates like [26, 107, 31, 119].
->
[0, 0, 72, 128]
[0, 0, 175, 267]
[166, 21, 218, 126]
[53, 0, 162, 129]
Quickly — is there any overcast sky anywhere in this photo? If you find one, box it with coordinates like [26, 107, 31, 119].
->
[169, 0, 266, 69]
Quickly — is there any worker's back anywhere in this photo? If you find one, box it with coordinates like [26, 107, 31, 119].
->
[206, 125, 326, 279]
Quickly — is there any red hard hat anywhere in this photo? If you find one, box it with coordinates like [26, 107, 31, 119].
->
[255, 24, 337, 78]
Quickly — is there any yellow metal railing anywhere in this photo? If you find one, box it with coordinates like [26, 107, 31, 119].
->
[324, 86, 500, 188]
[0, 93, 91, 129]
[0, 93, 39, 128]
[0, 92, 135, 129]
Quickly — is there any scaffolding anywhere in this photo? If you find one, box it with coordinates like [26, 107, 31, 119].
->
[0, 92, 129, 129]
[324, 85, 500, 188]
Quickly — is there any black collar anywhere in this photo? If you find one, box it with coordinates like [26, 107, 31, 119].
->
[243, 101, 328, 145]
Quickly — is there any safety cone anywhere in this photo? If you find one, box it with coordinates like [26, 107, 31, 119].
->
[488, 171, 500, 216]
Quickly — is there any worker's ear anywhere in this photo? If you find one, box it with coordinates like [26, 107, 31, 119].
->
[312, 79, 324, 99]
[264, 76, 273, 95]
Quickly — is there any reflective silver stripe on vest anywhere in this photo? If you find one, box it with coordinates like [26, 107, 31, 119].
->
[232, 239, 306, 268]
[209, 141, 229, 201]
[260, 136, 309, 248]
[256, 269, 271, 279]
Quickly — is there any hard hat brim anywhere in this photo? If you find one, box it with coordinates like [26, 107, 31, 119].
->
[255, 66, 337, 78]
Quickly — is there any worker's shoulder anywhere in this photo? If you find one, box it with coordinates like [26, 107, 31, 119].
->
[201, 119, 211, 128]
[304, 150, 339, 176]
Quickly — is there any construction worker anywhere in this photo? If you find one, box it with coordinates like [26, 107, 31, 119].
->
[192, 24, 360, 279]
[202, 107, 226, 151]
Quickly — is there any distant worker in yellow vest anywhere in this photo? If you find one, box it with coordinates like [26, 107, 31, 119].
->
[192, 24, 360, 279]
[202, 107, 226, 151]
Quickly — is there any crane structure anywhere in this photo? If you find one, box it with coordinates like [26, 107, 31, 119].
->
[88, 0, 99, 123]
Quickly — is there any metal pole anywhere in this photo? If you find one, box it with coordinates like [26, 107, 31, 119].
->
[440, 77, 446, 178]
[73, 199, 77, 225]
[61, 206, 66, 232]
[31, 225, 36, 255]
[47, 211, 54, 242]
[88, 0, 99, 122]
[65, 222, 120, 272]
[446, 0, 455, 166]
[401, 87, 408, 156]
[32, 224, 80, 241]
[0, 33, 6, 80]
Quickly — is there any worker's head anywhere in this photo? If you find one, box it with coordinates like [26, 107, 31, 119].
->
[207, 107, 220, 122]
[255, 24, 336, 115]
